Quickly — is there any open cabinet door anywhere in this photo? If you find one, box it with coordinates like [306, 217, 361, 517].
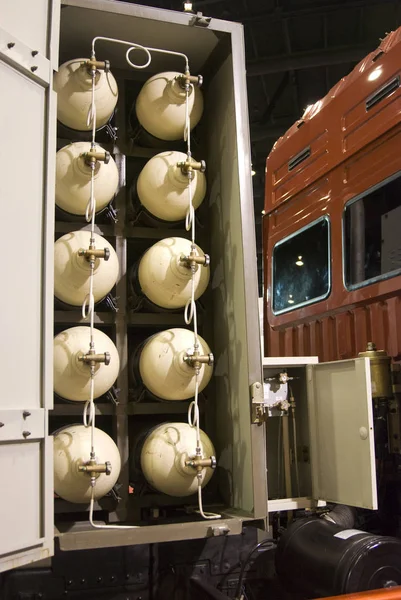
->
[0, 0, 59, 572]
[307, 358, 377, 510]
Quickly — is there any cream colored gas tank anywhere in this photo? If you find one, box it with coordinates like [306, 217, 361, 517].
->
[135, 71, 203, 141]
[54, 231, 119, 307]
[54, 326, 120, 401]
[139, 328, 213, 401]
[54, 58, 118, 131]
[56, 142, 119, 216]
[137, 237, 209, 309]
[137, 151, 206, 222]
[54, 424, 121, 503]
[141, 422, 215, 497]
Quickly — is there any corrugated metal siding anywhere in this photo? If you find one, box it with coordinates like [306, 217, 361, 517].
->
[266, 295, 401, 362]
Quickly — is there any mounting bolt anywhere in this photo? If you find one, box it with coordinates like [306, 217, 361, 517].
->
[0, 423, 4, 428]
[31, 66, 38, 72]
[23, 411, 31, 419]
[32, 50, 38, 56]
[23, 431, 31, 438]
[7, 42, 15, 49]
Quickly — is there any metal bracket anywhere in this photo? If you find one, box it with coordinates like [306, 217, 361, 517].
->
[207, 524, 229, 537]
[251, 381, 266, 424]
[189, 12, 212, 27]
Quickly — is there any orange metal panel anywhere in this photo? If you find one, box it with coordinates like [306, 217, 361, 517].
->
[265, 28, 401, 214]
[318, 588, 401, 600]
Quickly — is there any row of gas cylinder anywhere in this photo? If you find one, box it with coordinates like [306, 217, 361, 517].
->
[53, 57, 216, 508]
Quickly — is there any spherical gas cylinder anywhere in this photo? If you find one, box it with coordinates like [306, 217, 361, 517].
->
[135, 71, 203, 141]
[139, 328, 213, 401]
[54, 58, 118, 131]
[53, 424, 121, 503]
[55, 142, 119, 216]
[137, 237, 209, 309]
[54, 326, 120, 401]
[136, 151, 206, 222]
[54, 231, 119, 307]
[140, 422, 215, 496]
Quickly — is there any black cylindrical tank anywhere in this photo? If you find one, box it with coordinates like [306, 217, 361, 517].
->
[275, 518, 401, 598]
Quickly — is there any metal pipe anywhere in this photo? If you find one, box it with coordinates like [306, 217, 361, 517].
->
[282, 414, 292, 520]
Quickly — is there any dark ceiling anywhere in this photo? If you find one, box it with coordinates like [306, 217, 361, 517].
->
[123, 0, 401, 294]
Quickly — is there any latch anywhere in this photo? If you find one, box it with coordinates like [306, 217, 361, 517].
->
[250, 381, 266, 424]
[189, 12, 212, 27]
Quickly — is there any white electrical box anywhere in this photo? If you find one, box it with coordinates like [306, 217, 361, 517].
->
[263, 356, 377, 513]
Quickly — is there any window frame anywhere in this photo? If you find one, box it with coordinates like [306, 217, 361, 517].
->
[271, 214, 331, 315]
[342, 171, 401, 292]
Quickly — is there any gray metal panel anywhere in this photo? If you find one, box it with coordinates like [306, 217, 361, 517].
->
[60, 0, 221, 72]
[57, 518, 243, 551]
[230, 23, 267, 520]
[0, 0, 49, 57]
[205, 37, 265, 517]
[0, 0, 58, 572]
[307, 357, 377, 509]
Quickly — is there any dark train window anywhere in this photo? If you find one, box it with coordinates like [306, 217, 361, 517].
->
[272, 216, 330, 314]
[344, 174, 401, 289]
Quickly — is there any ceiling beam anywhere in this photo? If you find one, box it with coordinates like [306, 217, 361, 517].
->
[239, 0, 398, 24]
[247, 43, 373, 76]
[251, 122, 292, 142]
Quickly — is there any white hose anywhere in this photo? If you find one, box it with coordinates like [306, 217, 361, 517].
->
[91, 36, 189, 72]
[82, 36, 217, 524]
[89, 488, 140, 529]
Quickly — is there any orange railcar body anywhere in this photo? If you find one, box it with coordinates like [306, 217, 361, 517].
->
[263, 28, 401, 362]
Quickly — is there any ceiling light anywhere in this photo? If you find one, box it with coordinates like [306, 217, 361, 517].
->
[183, 2, 193, 12]
[251, 169, 256, 176]
[288, 294, 294, 304]
[295, 256, 304, 266]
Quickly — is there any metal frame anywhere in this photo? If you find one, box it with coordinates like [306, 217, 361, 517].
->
[50, 0, 267, 548]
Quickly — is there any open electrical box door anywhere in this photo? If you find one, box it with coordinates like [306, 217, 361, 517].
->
[265, 356, 377, 513]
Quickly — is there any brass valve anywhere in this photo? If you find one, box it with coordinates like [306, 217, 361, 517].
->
[84, 56, 110, 74]
[81, 149, 111, 168]
[78, 245, 110, 262]
[178, 157, 206, 179]
[177, 70, 203, 89]
[78, 350, 111, 368]
[185, 456, 217, 471]
[184, 349, 214, 370]
[265, 371, 294, 385]
[78, 459, 112, 476]
[180, 247, 210, 270]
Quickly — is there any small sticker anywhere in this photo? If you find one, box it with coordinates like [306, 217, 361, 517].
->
[334, 529, 364, 540]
